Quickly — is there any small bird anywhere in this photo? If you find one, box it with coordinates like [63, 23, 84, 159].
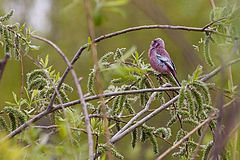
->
[148, 38, 181, 86]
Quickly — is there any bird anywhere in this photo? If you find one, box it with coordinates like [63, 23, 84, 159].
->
[148, 38, 181, 86]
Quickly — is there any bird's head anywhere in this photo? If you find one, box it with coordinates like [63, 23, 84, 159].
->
[150, 38, 165, 49]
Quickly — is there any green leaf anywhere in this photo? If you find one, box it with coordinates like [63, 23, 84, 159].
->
[44, 55, 49, 68]
[24, 87, 30, 100]
[32, 98, 46, 104]
[20, 99, 27, 106]
[12, 92, 18, 104]
[108, 123, 116, 129]
[87, 37, 92, 51]
[31, 89, 39, 101]
[190, 65, 203, 83]
[18, 23, 25, 32]
[5, 101, 16, 106]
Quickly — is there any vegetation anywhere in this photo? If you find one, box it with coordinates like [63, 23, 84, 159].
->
[0, 0, 240, 159]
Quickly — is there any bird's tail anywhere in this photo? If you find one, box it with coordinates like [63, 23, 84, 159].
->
[170, 72, 181, 87]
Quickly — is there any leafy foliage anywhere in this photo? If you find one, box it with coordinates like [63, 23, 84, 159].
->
[86, 48, 217, 159]
[0, 9, 39, 60]
[0, 1, 240, 159]
[0, 55, 73, 134]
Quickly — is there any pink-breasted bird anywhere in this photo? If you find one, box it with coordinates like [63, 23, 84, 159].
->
[148, 38, 181, 86]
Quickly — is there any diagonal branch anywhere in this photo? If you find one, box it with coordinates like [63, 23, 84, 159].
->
[109, 57, 240, 144]
[114, 91, 158, 137]
[2, 57, 240, 142]
[30, 34, 94, 160]
[156, 116, 214, 160]
[4, 34, 94, 159]
[46, 22, 235, 120]
[156, 98, 237, 160]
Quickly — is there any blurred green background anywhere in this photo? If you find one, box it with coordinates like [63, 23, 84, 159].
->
[0, 0, 238, 159]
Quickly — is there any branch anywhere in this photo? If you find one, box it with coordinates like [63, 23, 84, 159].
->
[54, 87, 180, 110]
[110, 94, 179, 143]
[88, 114, 127, 124]
[6, 34, 94, 159]
[94, 25, 214, 43]
[112, 91, 158, 138]
[201, 58, 240, 82]
[0, 53, 10, 85]
[31, 34, 94, 160]
[109, 58, 240, 144]
[48, 22, 231, 112]
[156, 117, 214, 160]
[157, 98, 237, 160]
[44, 22, 234, 122]
[2, 57, 240, 143]
[209, 0, 216, 8]
[23, 52, 74, 144]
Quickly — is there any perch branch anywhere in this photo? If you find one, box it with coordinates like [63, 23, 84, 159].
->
[48, 22, 232, 113]
[2, 57, 239, 143]
[109, 58, 240, 144]
[54, 87, 180, 110]
[3, 57, 240, 142]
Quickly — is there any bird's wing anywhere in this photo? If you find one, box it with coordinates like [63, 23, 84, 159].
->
[156, 54, 176, 73]
[170, 60, 177, 73]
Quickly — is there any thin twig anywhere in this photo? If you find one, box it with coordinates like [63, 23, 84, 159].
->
[83, 0, 112, 159]
[88, 114, 127, 124]
[202, 18, 227, 30]
[191, 119, 211, 160]
[161, 98, 236, 160]
[30, 34, 94, 159]
[114, 92, 158, 137]
[19, 50, 74, 144]
[108, 58, 240, 144]
[191, 99, 236, 160]
[19, 54, 24, 104]
[156, 116, 214, 160]
[94, 25, 214, 43]
[2, 57, 240, 143]
[44, 22, 236, 122]
[110, 95, 179, 144]
[53, 87, 180, 111]
[209, 0, 216, 8]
